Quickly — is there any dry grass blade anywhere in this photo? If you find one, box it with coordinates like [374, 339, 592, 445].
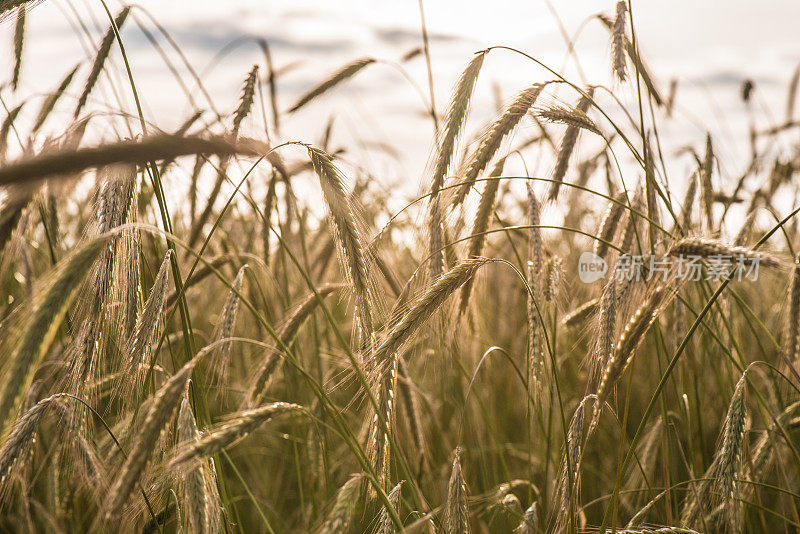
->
[0, 134, 257, 187]
[73, 7, 130, 119]
[289, 57, 375, 113]
[452, 83, 544, 207]
[443, 448, 469, 534]
[787, 63, 800, 122]
[170, 402, 303, 468]
[308, 147, 374, 357]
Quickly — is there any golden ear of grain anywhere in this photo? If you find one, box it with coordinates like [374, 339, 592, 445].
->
[458, 158, 505, 314]
[0, 393, 66, 494]
[452, 83, 544, 208]
[121, 251, 172, 404]
[208, 265, 247, 388]
[515, 501, 538, 533]
[288, 57, 375, 113]
[246, 283, 344, 407]
[428, 52, 486, 279]
[443, 448, 470, 534]
[0, 102, 25, 159]
[32, 64, 79, 133]
[700, 134, 715, 233]
[308, 147, 374, 358]
[594, 192, 627, 259]
[320, 473, 363, 534]
[170, 402, 303, 469]
[73, 7, 131, 119]
[547, 88, 595, 202]
[177, 397, 214, 534]
[679, 172, 698, 235]
[591, 284, 675, 433]
[0, 234, 113, 432]
[232, 65, 259, 136]
[11, 7, 24, 90]
[377, 481, 403, 534]
[611, 1, 628, 82]
[537, 105, 601, 136]
[103, 354, 199, 519]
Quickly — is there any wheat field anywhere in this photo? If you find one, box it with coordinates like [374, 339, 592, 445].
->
[1, 1, 800, 533]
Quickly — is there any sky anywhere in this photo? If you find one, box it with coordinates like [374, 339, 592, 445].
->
[2, 0, 800, 219]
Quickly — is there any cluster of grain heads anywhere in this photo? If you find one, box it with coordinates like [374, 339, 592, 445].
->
[289, 57, 376, 113]
[307, 147, 374, 358]
[176, 396, 222, 534]
[0, 232, 115, 432]
[452, 82, 544, 208]
[319, 473, 363, 534]
[73, 7, 130, 119]
[443, 448, 470, 534]
[102, 354, 200, 519]
[367, 259, 488, 487]
[246, 283, 344, 407]
[547, 87, 596, 202]
[428, 51, 486, 279]
[597, 13, 664, 106]
[590, 284, 675, 434]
